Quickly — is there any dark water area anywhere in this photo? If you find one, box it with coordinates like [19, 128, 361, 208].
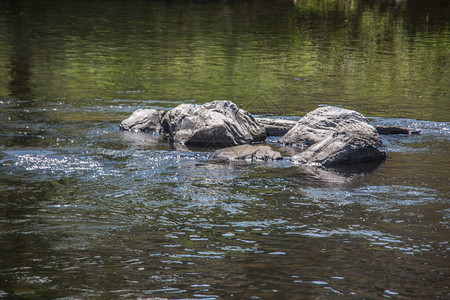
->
[0, 0, 449, 299]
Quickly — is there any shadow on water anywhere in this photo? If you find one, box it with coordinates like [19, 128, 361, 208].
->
[5, 1, 33, 100]
[0, 178, 75, 299]
[327, 159, 385, 176]
[295, 159, 385, 185]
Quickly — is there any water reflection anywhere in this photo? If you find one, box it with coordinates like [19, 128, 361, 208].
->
[5, 1, 33, 100]
[0, 0, 448, 120]
[0, 0, 449, 299]
[294, 160, 384, 185]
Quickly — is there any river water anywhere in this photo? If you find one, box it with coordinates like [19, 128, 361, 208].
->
[0, 0, 449, 299]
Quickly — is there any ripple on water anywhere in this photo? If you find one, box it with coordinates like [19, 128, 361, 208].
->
[301, 184, 438, 211]
[1, 150, 122, 181]
[286, 226, 435, 255]
[375, 118, 450, 153]
[372, 118, 449, 135]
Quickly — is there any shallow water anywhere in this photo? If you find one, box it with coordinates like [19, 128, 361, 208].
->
[1, 0, 449, 299]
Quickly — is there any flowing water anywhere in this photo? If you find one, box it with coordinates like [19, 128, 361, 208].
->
[0, 0, 449, 299]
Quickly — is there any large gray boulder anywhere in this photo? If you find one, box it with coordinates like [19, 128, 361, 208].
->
[214, 144, 282, 161]
[161, 101, 266, 147]
[120, 108, 164, 133]
[279, 106, 386, 166]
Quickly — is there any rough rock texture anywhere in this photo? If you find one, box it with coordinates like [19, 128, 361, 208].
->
[214, 145, 282, 161]
[292, 130, 386, 166]
[279, 106, 386, 166]
[160, 104, 197, 138]
[256, 118, 297, 136]
[120, 108, 164, 133]
[375, 125, 420, 135]
[279, 106, 372, 149]
[161, 101, 266, 147]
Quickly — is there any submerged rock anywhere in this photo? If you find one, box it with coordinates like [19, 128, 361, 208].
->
[214, 144, 282, 161]
[256, 118, 297, 136]
[120, 108, 165, 133]
[279, 106, 386, 166]
[161, 100, 266, 147]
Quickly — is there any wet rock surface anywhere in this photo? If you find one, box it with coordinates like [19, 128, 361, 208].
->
[213, 144, 282, 161]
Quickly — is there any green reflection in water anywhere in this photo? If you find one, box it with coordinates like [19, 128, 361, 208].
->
[0, 0, 448, 121]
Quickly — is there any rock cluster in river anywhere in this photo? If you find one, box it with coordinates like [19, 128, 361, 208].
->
[120, 101, 416, 167]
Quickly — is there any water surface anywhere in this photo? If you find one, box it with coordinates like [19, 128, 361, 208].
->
[0, 0, 449, 299]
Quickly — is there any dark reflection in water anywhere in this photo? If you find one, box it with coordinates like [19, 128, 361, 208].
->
[0, 0, 449, 120]
[0, 0, 449, 299]
[6, 2, 33, 100]
[294, 160, 385, 185]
